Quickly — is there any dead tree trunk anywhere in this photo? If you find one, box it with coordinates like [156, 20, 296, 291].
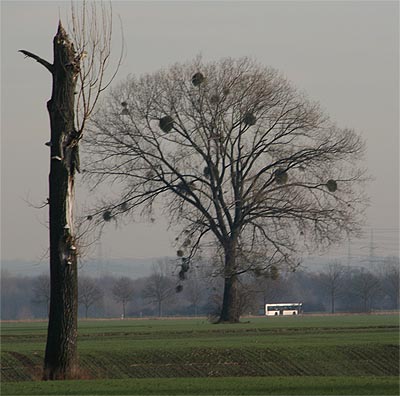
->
[20, 22, 80, 380]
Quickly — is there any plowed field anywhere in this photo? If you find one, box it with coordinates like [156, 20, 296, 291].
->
[1, 314, 399, 383]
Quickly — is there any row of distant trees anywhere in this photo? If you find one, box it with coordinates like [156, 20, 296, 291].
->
[2, 256, 398, 321]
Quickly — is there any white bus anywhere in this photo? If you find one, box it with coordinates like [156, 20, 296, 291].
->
[265, 303, 302, 316]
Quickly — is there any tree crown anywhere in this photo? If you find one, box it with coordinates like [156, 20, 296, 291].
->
[85, 56, 367, 275]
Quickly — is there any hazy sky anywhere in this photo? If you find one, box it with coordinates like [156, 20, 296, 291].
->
[1, 1, 399, 267]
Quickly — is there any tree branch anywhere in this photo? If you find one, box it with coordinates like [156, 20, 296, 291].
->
[19, 50, 54, 73]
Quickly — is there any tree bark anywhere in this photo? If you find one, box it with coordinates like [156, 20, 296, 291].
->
[218, 242, 240, 323]
[219, 275, 240, 323]
[42, 22, 80, 380]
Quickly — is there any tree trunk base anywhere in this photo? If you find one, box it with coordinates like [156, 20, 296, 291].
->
[43, 365, 80, 381]
[216, 319, 241, 324]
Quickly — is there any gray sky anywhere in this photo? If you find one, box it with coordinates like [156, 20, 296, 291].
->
[1, 1, 399, 266]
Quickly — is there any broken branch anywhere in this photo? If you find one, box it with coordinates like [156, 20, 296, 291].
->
[19, 50, 54, 73]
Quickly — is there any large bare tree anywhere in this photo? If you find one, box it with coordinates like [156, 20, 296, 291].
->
[19, 2, 122, 379]
[85, 57, 366, 323]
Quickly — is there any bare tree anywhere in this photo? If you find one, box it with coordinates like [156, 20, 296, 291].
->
[185, 270, 206, 316]
[236, 278, 259, 317]
[85, 57, 367, 323]
[381, 257, 400, 309]
[252, 273, 283, 314]
[78, 276, 103, 318]
[112, 277, 135, 318]
[142, 261, 175, 317]
[31, 274, 51, 315]
[319, 261, 346, 314]
[19, 2, 122, 379]
[351, 268, 382, 312]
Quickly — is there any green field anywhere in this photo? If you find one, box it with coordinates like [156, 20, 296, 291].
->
[1, 314, 399, 395]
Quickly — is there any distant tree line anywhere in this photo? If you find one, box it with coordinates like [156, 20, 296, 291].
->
[1, 256, 398, 321]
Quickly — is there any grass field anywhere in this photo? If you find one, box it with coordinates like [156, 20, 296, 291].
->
[1, 314, 399, 395]
[2, 376, 399, 395]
